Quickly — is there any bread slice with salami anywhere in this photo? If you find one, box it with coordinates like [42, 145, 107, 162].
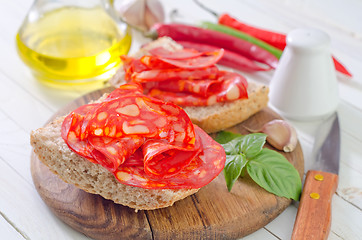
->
[31, 38, 268, 211]
[31, 83, 225, 211]
[109, 37, 269, 133]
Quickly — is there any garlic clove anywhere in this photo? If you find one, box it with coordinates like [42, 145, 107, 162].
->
[144, 5, 158, 29]
[119, 0, 146, 31]
[261, 119, 298, 152]
[145, 0, 165, 29]
[118, 0, 164, 31]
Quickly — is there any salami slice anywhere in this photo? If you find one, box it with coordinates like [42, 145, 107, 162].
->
[61, 84, 222, 190]
[105, 82, 143, 100]
[85, 95, 195, 144]
[114, 126, 225, 189]
[121, 56, 149, 81]
[143, 78, 222, 97]
[148, 71, 248, 106]
[61, 104, 100, 162]
[61, 84, 157, 169]
[140, 56, 175, 69]
[157, 49, 224, 69]
[140, 52, 223, 70]
[142, 138, 201, 178]
[120, 46, 250, 107]
[132, 66, 219, 83]
[122, 149, 144, 167]
[149, 47, 202, 60]
[88, 136, 144, 172]
[143, 71, 247, 99]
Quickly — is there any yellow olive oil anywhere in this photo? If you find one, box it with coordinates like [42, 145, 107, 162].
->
[16, 6, 131, 88]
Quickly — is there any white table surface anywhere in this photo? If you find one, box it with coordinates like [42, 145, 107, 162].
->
[1, 0, 362, 239]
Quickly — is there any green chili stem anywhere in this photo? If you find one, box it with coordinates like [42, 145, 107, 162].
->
[200, 21, 283, 59]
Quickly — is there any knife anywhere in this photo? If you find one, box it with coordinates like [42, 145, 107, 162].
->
[292, 113, 340, 240]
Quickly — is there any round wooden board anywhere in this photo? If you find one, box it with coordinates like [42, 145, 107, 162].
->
[31, 87, 304, 240]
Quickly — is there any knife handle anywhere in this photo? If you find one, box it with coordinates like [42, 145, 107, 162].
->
[291, 170, 338, 240]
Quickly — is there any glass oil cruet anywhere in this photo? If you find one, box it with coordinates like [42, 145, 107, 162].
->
[16, 0, 132, 89]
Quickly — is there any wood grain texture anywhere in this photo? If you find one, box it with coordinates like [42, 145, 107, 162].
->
[291, 170, 338, 240]
[31, 87, 304, 240]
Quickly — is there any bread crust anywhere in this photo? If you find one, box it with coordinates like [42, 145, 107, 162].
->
[30, 117, 199, 211]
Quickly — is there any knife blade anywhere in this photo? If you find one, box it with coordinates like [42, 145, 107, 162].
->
[292, 113, 340, 240]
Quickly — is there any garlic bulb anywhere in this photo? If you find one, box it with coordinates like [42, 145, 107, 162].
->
[118, 0, 165, 31]
[261, 119, 298, 152]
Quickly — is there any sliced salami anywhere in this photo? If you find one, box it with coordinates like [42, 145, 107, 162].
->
[61, 84, 225, 190]
[88, 136, 144, 172]
[148, 71, 248, 106]
[149, 46, 202, 60]
[143, 71, 247, 99]
[85, 95, 194, 144]
[156, 49, 224, 69]
[142, 78, 223, 97]
[140, 55, 175, 69]
[105, 82, 144, 100]
[141, 49, 223, 70]
[121, 56, 149, 81]
[61, 104, 100, 162]
[120, 46, 249, 107]
[114, 126, 225, 189]
[131, 66, 219, 83]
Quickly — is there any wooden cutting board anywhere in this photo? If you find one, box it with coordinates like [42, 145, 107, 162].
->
[31, 87, 304, 240]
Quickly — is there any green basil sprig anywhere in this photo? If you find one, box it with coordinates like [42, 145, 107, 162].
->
[215, 131, 302, 200]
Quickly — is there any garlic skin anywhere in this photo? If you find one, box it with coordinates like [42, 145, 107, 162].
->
[118, 0, 165, 31]
[261, 119, 298, 152]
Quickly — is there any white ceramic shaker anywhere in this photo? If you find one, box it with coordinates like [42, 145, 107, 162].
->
[269, 28, 339, 121]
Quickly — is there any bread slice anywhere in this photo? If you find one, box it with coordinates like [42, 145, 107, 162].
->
[109, 37, 269, 133]
[184, 82, 269, 133]
[30, 117, 198, 211]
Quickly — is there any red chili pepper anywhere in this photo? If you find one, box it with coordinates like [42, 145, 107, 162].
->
[177, 41, 270, 72]
[193, 0, 352, 77]
[149, 23, 279, 69]
[332, 57, 352, 77]
[218, 14, 352, 77]
[219, 13, 287, 50]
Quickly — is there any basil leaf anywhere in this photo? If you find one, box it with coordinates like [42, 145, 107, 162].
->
[215, 131, 241, 144]
[219, 132, 267, 191]
[220, 137, 242, 155]
[247, 148, 302, 200]
[238, 133, 267, 159]
[224, 154, 248, 191]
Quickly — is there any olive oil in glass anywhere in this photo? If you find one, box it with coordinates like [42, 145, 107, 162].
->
[16, 1, 131, 89]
